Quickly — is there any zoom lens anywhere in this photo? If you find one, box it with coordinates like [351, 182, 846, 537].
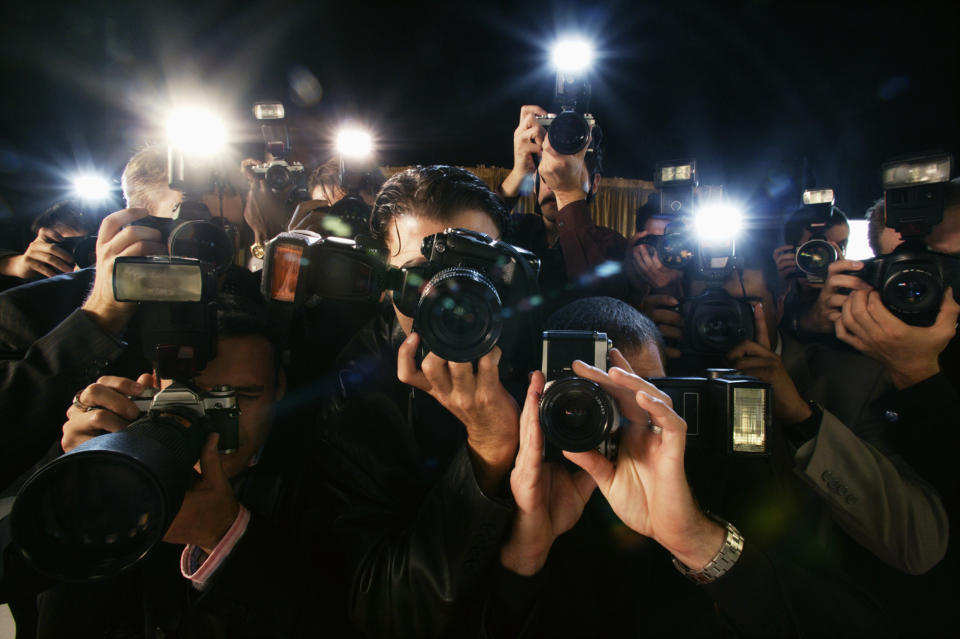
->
[265, 164, 292, 192]
[796, 239, 838, 278]
[539, 377, 620, 452]
[416, 267, 502, 362]
[547, 111, 591, 155]
[883, 267, 942, 317]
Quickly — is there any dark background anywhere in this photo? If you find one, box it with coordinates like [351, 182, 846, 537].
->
[1, 0, 958, 235]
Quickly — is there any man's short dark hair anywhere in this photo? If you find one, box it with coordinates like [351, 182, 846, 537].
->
[370, 165, 509, 251]
[545, 296, 665, 361]
[31, 200, 96, 235]
[782, 206, 849, 246]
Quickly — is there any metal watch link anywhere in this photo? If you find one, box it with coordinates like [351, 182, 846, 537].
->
[671, 517, 744, 585]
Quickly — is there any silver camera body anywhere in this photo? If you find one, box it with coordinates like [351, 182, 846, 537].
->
[131, 382, 240, 453]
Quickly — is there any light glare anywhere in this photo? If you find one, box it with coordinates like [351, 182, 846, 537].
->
[167, 108, 226, 155]
[337, 129, 373, 158]
[73, 174, 111, 202]
[694, 204, 743, 241]
[551, 38, 594, 73]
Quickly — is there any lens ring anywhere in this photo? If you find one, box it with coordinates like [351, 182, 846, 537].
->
[796, 239, 837, 277]
[547, 111, 591, 155]
[882, 267, 942, 316]
[168, 220, 234, 272]
[416, 267, 502, 362]
[539, 377, 618, 452]
[265, 164, 292, 191]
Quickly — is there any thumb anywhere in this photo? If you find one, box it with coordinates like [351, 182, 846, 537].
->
[198, 433, 228, 486]
[752, 302, 772, 350]
[563, 449, 615, 496]
[936, 287, 960, 326]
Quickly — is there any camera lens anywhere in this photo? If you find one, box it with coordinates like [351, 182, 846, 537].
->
[883, 266, 942, 317]
[416, 267, 503, 362]
[265, 164, 292, 191]
[168, 220, 235, 272]
[539, 377, 619, 452]
[686, 292, 755, 353]
[547, 111, 591, 155]
[658, 230, 695, 269]
[795, 239, 837, 277]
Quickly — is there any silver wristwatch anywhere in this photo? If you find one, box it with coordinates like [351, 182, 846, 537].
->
[671, 517, 744, 585]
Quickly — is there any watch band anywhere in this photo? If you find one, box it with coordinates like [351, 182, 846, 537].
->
[671, 517, 744, 585]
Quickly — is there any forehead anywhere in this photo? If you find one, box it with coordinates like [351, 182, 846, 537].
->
[196, 335, 275, 387]
[386, 209, 500, 266]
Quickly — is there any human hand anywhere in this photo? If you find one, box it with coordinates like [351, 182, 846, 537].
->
[773, 244, 798, 284]
[797, 259, 872, 333]
[501, 105, 547, 198]
[627, 232, 684, 291]
[62, 373, 156, 452]
[500, 371, 597, 575]
[397, 333, 520, 494]
[0, 227, 75, 279]
[163, 433, 241, 552]
[564, 363, 724, 570]
[241, 158, 295, 243]
[726, 303, 812, 424]
[835, 287, 959, 389]
[640, 294, 684, 359]
[81, 209, 164, 334]
[538, 131, 590, 210]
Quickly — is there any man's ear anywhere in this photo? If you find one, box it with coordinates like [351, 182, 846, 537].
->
[590, 172, 601, 195]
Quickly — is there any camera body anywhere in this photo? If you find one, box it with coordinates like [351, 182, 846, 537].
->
[250, 159, 308, 201]
[54, 235, 98, 269]
[680, 287, 755, 355]
[854, 242, 960, 326]
[262, 228, 541, 365]
[536, 111, 597, 156]
[791, 189, 839, 282]
[635, 220, 696, 270]
[539, 331, 621, 461]
[130, 382, 240, 454]
[650, 369, 770, 455]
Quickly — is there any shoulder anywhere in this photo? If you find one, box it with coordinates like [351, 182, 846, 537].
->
[0, 269, 94, 352]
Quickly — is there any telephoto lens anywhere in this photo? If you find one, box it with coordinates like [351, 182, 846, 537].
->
[11, 383, 239, 581]
[539, 331, 621, 460]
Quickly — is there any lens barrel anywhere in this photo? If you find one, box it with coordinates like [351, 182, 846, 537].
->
[547, 111, 591, 155]
[795, 239, 837, 278]
[539, 377, 619, 452]
[415, 267, 503, 362]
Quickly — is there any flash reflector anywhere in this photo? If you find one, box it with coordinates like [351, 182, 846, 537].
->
[802, 189, 835, 206]
[113, 258, 206, 303]
[270, 245, 304, 302]
[694, 204, 743, 242]
[253, 102, 285, 120]
[731, 387, 768, 453]
[337, 129, 373, 159]
[656, 160, 697, 187]
[551, 38, 594, 74]
[882, 154, 953, 189]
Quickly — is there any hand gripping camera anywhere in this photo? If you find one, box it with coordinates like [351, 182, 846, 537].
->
[262, 227, 541, 366]
[539, 331, 622, 461]
[12, 244, 241, 580]
[849, 153, 960, 326]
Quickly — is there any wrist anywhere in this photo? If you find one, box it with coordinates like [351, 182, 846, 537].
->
[81, 297, 134, 336]
[198, 500, 241, 554]
[782, 398, 814, 425]
[888, 361, 941, 390]
[554, 189, 587, 211]
[501, 168, 528, 197]
[665, 516, 726, 571]
[467, 437, 517, 495]
[500, 538, 551, 576]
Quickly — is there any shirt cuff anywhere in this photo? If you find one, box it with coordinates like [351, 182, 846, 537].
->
[179, 506, 251, 590]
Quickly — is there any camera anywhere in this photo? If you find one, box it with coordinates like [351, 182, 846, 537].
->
[849, 153, 960, 326]
[680, 288, 755, 354]
[126, 217, 235, 273]
[250, 101, 309, 203]
[262, 228, 541, 365]
[54, 234, 98, 269]
[130, 382, 240, 454]
[634, 219, 697, 270]
[539, 330, 621, 460]
[791, 188, 840, 282]
[650, 369, 770, 455]
[536, 111, 597, 156]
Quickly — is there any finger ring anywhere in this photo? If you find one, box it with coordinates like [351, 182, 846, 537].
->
[72, 391, 93, 412]
[647, 418, 663, 435]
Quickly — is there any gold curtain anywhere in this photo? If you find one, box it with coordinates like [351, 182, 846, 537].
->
[382, 166, 655, 239]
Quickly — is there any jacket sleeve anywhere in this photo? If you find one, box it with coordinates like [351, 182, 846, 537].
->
[0, 306, 127, 489]
[792, 407, 949, 574]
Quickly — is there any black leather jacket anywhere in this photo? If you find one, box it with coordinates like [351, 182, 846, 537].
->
[317, 306, 516, 639]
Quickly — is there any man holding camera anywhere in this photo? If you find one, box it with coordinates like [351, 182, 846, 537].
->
[499, 105, 633, 314]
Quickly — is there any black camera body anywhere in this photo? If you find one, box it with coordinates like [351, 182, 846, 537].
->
[650, 369, 770, 455]
[790, 189, 840, 282]
[54, 235, 98, 269]
[635, 220, 696, 270]
[539, 331, 621, 461]
[853, 242, 960, 326]
[262, 228, 541, 365]
[127, 216, 235, 273]
[680, 287, 755, 355]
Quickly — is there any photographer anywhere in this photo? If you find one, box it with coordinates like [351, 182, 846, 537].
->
[0, 200, 95, 290]
[2, 293, 351, 638]
[486, 300, 795, 637]
[0, 145, 239, 491]
[500, 105, 633, 314]
[314, 165, 530, 638]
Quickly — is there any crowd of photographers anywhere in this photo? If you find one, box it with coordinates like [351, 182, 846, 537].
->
[0, 97, 957, 639]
